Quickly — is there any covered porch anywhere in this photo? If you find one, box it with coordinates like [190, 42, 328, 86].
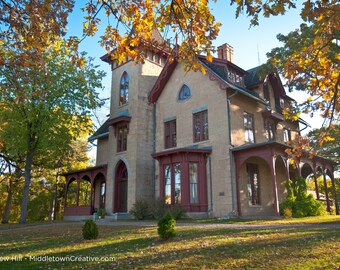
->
[232, 142, 339, 217]
[62, 165, 107, 218]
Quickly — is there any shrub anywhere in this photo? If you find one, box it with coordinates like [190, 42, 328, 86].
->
[130, 198, 187, 220]
[283, 208, 293, 219]
[150, 198, 167, 219]
[158, 211, 176, 240]
[330, 206, 336, 215]
[129, 200, 152, 220]
[170, 203, 187, 220]
[82, 220, 99, 240]
[97, 208, 106, 218]
[280, 176, 326, 218]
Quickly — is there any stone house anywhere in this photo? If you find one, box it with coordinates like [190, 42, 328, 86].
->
[62, 33, 338, 219]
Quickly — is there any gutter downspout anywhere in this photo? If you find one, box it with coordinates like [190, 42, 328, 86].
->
[151, 103, 157, 200]
[208, 155, 213, 215]
[227, 89, 239, 217]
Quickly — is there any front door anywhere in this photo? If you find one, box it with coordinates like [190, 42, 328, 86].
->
[115, 161, 128, 212]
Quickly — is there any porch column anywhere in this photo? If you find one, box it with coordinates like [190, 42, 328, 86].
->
[313, 164, 320, 200]
[76, 177, 80, 207]
[284, 158, 290, 180]
[322, 171, 331, 212]
[90, 183, 94, 213]
[270, 157, 280, 216]
[234, 160, 242, 216]
[330, 171, 339, 215]
[64, 177, 69, 207]
[181, 156, 190, 210]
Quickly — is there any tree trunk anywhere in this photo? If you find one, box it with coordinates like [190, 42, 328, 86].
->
[19, 150, 34, 224]
[2, 188, 13, 224]
[49, 188, 55, 221]
[1, 163, 15, 224]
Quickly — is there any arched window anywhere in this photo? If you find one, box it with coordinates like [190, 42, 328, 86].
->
[178, 84, 191, 101]
[119, 72, 129, 106]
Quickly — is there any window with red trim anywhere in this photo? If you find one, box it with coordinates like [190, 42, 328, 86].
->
[117, 124, 128, 152]
[193, 110, 208, 142]
[164, 120, 177, 149]
[164, 163, 181, 205]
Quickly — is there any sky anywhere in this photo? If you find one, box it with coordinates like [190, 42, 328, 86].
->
[66, 1, 323, 158]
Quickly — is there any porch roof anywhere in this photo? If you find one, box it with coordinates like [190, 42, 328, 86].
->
[231, 141, 337, 167]
[152, 146, 212, 159]
[61, 164, 107, 177]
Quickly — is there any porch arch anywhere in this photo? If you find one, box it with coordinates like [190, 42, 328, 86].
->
[274, 155, 288, 203]
[66, 177, 77, 206]
[236, 156, 277, 217]
[78, 175, 91, 206]
[93, 172, 106, 211]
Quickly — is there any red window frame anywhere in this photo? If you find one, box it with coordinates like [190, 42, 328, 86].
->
[117, 124, 128, 152]
[164, 120, 177, 149]
[193, 110, 208, 142]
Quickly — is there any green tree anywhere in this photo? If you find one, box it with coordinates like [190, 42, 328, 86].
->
[1, 1, 338, 129]
[308, 124, 340, 166]
[0, 40, 105, 224]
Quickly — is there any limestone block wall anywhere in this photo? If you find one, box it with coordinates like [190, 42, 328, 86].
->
[238, 157, 275, 216]
[104, 59, 163, 214]
[230, 95, 264, 146]
[96, 137, 109, 166]
[155, 62, 234, 217]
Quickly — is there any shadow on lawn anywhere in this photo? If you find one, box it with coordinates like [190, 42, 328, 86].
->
[1, 225, 338, 270]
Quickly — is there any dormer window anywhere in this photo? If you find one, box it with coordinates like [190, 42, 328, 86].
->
[178, 84, 191, 101]
[119, 71, 129, 106]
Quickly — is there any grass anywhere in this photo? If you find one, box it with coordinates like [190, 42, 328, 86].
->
[0, 217, 339, 269]
[188, 215, 340, 225]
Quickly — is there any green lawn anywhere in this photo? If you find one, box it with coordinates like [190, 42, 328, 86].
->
[0, 217, 339, 269]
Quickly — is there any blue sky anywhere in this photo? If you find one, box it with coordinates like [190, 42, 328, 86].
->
[66, 1, 320, 134]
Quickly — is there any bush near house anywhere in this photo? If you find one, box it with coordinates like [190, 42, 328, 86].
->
[129, 198, 186, 220]
[280, 176, 326, 218]
[97, 208, 106, 218]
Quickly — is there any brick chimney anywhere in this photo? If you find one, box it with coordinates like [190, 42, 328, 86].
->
[217, 43, 234, 62]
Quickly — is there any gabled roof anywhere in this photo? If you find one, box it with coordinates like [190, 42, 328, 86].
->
[245, 65, 265, 87]
[88, 119, 110, 142]
[148, 58, 178, 103]
[197, 56, 263, 101]
[149, 55, 267, 104]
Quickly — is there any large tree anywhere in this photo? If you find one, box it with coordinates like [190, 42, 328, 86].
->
[81, 0, 339, 130]
[266, 0, 339, 132]
[0, 39, 105, 223]
[1, 0, 338, 129]
[308, 124, 340, 168]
